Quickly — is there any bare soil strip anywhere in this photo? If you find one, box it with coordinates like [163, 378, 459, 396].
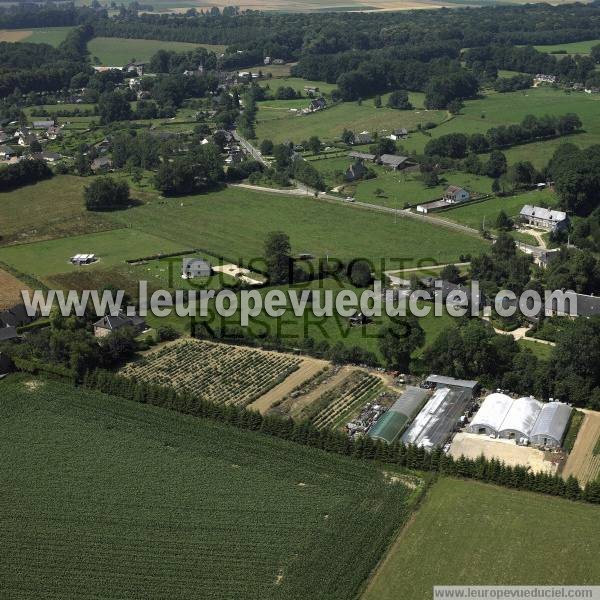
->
[0, 30, 31, 42]
[563, 410, 600, 485]
[248, 356, 329, 414]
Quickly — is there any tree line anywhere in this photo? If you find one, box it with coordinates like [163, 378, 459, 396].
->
[80, 368, 600, 505]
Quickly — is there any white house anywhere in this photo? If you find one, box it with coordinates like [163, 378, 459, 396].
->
[443, 186, 470, 204]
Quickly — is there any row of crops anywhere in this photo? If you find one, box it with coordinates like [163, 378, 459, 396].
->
[1, 376, 417, 600]
[120, 340, 302, 407]
[311, 372, 383, 430]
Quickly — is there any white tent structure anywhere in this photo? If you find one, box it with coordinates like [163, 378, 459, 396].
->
[467, 393, 513, 436]
[498, 397, 543, 442]
[469, 393, 572, 448]
[530, 402, 573, 448]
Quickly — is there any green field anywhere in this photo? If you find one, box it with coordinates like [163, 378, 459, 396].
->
[534, 39, 600, 55]
[399, 87, 600, 167]
[0, 176, 117, 247]
[0, 26, 74, 46]
[0, 375, 419, 599]
[363, 478, 600, 600]
[88, 37, 226, 65]
[260, 76, 338, 95]
[105, 186, 488, 266]
[441, 188, 559, 230]
[0, 229, 185, 278]
[256, 93, 446, 145]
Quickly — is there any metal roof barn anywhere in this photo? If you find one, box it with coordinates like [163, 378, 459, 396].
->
[401, 386, 471, 450]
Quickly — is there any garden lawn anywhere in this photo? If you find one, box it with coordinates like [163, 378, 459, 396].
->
[363, 477, 600, 600]
[105, 186, 489, 266]
[0, 229, 186, 279]
[441, 188, 560, 230]
[0, 375, 419, 600]
[88, 37, 225, 65]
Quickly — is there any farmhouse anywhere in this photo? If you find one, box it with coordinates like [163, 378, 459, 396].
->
[91, 156, 113, 173]
[443, 185, 470, 204]
[353, 131, 373, 145]
[379, 154, 410, 170]
[182, 257, 212, 278]
[468, 393, 572, 448]
[369, 386, 429, 444]
[344, 159, 368, 182]
[308, 97, 327, 112]
[32, 120, 55, 129]
[519, 205, 569, 232]
[18, 132, 37, 147]
[93, 313, 147, 338]
[388, 128, 408, 141]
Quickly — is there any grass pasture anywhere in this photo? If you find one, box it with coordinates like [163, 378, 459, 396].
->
[363, 478, 600, 600]
[0, 268, 29, 310]
[0, 229, 185, 279]
[0, 176, 117, 247]
[533, 39, 600, 55]
[0, 375, 419, 599]
[256, 95, 445, 145]
[105, 186, 488, 266]
[88, 37, 226, 65]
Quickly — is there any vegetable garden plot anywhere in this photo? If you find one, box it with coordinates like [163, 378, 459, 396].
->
[121, 340, 302, 407]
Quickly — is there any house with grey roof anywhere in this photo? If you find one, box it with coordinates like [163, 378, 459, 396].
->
[519, 205, 569, 232]
[353, 131, 373, 145]
[344, 159, 368, 182]
[32, 120, 55, 129]
[182, 257, 212, 279]
[93, 313, 147, 338]
[348, 151, 376, 161]
[379, 154, 410, 170]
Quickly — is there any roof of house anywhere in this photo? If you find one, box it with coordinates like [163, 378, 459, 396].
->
[183, 257, 211, 269]
[0, 305, 34, 328]
[31, 151, 61, 161]
[379, 154, 409, 168]
[445, 185, 467, 195]
[348, 151, 375, 161]
[94, 314, 146, 331]
[425, 374, 479, 390]
[91, 156, 112, 168]
[0, 326, 19, 341]
[520, 205, 567, 222]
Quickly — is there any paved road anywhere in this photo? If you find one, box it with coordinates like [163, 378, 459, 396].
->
[232, 131, 270, 167]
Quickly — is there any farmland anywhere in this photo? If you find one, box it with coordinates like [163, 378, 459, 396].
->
[363, 478, 600, 600]
[87, 37, 226, 65]
[533, 39, 600, 55]
[0, 268, 29, 310]
[0, 176, 117, 247]
[105, 185, 488, 266]
[563, 411, 600, 485]
[0, 375, 420, 600]
[256, 93, 446, 145]
[120, 339, 304, 407]
[0, 27, 74, 46]
[0, 229, 185, 279]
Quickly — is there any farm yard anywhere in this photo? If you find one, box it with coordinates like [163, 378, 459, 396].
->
[0, 375, 420, 600]
[120, 339, 304, 407]
[362, 478, 600, 600]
